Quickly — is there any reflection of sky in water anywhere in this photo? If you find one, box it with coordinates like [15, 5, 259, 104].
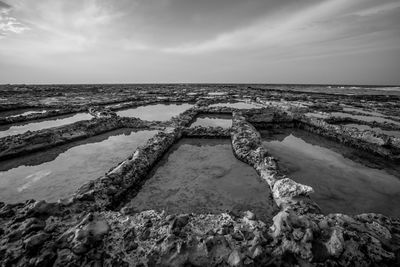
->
[209, 102, 263, 109]
[117, 103, 193, 121]
[190, 114, 232, 128]
[126, 138, 277, 222]
[0, 113, 93, 138]
[262, 132, 400, 217]
[0, 130, 157, 203]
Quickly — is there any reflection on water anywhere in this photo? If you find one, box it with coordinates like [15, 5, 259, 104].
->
[126, 138, 277, 222]
[190, 114, 232, 128]
[209, 102, 263, 109]
[344, 124, 400, 138]
[261, 129, 400, 217]
[0, 113, 93, 138]
[116, 103, 193, 121]
[0, 129, 157, 203]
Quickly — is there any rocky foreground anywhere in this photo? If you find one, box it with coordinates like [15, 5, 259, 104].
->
[0, 105, 399, 266]
[0, 88, 400, 266]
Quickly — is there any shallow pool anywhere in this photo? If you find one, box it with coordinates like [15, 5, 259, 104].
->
[190, 114, 232, 128]
[0, 129, 157, 203]
[209, 102, 263, 109]
[261, 128, 400, 217]
[125, 138, 277, 222]
[0, 113, 93, 138]
[116, 103, 193, 121]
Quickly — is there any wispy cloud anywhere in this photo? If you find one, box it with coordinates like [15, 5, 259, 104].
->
[0, 1, 29, 36]
[162, 0, 359, 54]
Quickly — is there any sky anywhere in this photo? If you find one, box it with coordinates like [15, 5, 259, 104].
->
[0, 0, 399, 85]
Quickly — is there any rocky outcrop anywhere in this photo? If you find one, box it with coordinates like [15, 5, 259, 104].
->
[183, 126, 231, 138]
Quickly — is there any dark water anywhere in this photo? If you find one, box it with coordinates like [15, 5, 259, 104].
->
[0, 129, 157, 203]
[190, 114, 232, 128]
[116, 103, 193, 121]
[0, 113, 93, 138]
[125, 138, 277, 222]
[261, 128, 400, 217]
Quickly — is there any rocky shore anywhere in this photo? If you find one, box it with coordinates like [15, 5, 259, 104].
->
[0, 85, 400, 266]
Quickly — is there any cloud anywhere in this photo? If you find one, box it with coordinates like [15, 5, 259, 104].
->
[162, 0, 359, 54]
[0, 1, 29, 36]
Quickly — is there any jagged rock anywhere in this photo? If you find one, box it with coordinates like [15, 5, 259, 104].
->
[325, 228, 344, 257]
[272, 178, 314, 199]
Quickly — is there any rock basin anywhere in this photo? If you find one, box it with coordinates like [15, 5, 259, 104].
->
[0, 129, 157, 203]
[116, 103, 193, 121]
[260, 128, 400, 217]
[190, 114, 232, 128]
[124, 138, 278, 222]
[0, 112, 93, 138]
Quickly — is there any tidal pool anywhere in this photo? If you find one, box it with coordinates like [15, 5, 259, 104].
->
[116, 103, 193, 121]
[0, 129, 157, 203]
[190, 114, 232, 128]
[344, 124, 400, 138]
[125, 138, 277, 222]
[260, 129, 400, 217]
[0, 113, 93, 138]
[209, 102, 263, 109]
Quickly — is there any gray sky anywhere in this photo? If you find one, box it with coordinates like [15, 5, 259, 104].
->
[0, 0, 399, 84]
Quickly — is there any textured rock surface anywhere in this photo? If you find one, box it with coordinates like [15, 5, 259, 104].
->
[1, 86, 400, 266]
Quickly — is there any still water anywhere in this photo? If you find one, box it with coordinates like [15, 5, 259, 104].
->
[0, 129, 157, 203]
[116, 103, 193, 121]
[190, 114, 232, 128]
[261, 128, 400, 217]
[125, 138, 278, 222]
[209, 102, 263, 109]
[0, 113, 93, 138]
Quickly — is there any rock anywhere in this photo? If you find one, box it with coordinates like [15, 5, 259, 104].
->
[244, 211, 256, 221]
[140, 228, 150, 241]
[25, 201, 61, 217]
[24, 232, 50, 252]
[292, 228, 304, 241]
[227, 249, 242, 266]
[31, 248, 57, 267]
[170, 214, 190, 231]
[20, 218, 46, 235]
[272, 178, 314, 199]
[125, 241, 138, 252]
[325, 228, 344, 257]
